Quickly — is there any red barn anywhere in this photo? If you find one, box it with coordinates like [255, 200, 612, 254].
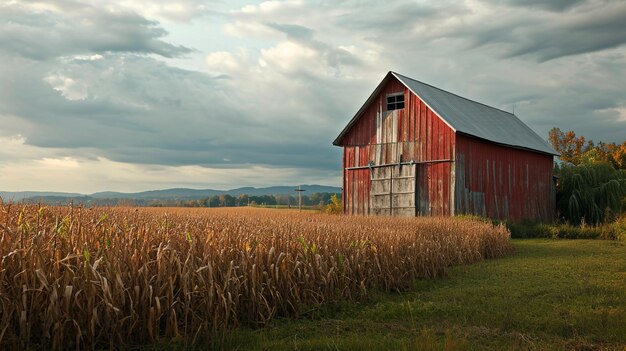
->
[333, 71, 557, 221]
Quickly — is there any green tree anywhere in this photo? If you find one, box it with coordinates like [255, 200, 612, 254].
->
[556, 163, 626, 225]
[324, 194, 343, 214]
[219, 194, 236, 207]
[275, 194, 291, 206]
[206, 196, 220, 207]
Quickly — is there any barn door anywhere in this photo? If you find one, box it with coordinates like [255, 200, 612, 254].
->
[370, 164, 416, 216]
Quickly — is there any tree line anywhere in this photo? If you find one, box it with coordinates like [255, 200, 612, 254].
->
[146, 192, 341, 208]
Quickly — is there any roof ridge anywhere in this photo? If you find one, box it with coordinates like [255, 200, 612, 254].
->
[391, 71, 515, 116]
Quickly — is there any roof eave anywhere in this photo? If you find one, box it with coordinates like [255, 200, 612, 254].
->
[456, 131, 559, 157]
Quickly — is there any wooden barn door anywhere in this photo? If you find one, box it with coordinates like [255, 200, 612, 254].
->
[370, 164, 416, 216]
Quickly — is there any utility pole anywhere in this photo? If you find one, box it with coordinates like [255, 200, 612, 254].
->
[294, 185, 306, 211]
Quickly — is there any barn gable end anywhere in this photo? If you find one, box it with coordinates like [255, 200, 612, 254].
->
[338, 74, 455, 216]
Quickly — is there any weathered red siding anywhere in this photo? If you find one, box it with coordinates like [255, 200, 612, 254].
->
[455, 134, 554, 222]
[341, 77, 455, 215]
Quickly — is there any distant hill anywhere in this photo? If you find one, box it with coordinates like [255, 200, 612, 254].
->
[0, 185, 341, 204]
[0, 191, 83, 201]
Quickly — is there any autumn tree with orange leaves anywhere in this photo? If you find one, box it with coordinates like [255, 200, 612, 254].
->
[549, 127, 626, 169]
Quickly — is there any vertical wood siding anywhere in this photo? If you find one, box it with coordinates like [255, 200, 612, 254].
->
[455, 134, 554, 222]
[341, 77, 455, 216]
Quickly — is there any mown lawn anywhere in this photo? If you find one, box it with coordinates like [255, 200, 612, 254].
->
[208, 240, 626, 350]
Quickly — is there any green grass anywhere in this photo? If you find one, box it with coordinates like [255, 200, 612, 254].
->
[209, 240, 626, 351]
[504, 219, 626, 240]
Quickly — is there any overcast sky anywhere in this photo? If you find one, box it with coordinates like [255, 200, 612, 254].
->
[1, 0, 625, 193]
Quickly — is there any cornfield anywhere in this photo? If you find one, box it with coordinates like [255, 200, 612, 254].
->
[0, 204, 512, 349]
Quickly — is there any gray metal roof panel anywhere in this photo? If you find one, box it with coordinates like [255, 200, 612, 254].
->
[391, 72, 558, 155]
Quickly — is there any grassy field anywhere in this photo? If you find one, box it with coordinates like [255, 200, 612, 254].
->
[217, 240, 626, 351]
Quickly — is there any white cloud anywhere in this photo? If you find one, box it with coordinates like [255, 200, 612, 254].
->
[598, 106, 626, 122]
[205, 51, 247, 74]
[260, 41, 321, 73]
[73, 54, 104, 61]
[0, 134, 30, 157]
[113, 0, 212, 22]
[239, 0, 305, 15]
[38, 157, 80, 168]
[618, 108, 626, 122]
[0, 134, 81, 164]
[43, 74, 89, 100]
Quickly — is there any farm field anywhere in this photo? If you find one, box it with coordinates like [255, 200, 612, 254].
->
[0, 205, 511, 349]
[223, 239, 626, 351]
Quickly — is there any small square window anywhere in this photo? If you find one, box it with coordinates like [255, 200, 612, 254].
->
[386, 93, 404, 111]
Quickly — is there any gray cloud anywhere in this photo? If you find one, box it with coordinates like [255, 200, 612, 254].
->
[490, 0, 588, 11]
[264, 22, 362, 70]
[336, 1, 453, 32]
[0, 0, 625, 192]
[266, 23, 315, 41]
[0, 2, 191, 60]
[0, 52, 342, 170]
[505, 3, 626, 61]
[324, 0, 626, 62]
[444, 1, 626, 61]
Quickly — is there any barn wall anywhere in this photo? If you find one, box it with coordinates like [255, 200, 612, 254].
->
[455, 134, 554, 222]
[342, 77, 455, 215]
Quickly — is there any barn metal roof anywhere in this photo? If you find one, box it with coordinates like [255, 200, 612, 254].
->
[334, 71, 558, 156]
